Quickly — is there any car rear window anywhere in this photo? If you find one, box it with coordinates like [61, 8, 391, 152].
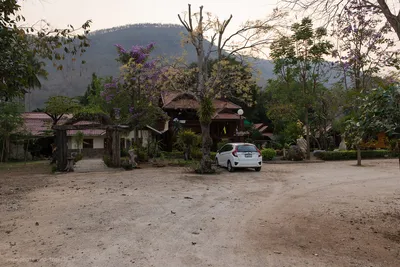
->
[237, 145, 257, 152]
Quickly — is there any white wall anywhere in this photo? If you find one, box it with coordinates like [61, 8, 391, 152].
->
[93, 137, 104, 149]
[67, 136, 105, 149]
[123, 130, 151, 147]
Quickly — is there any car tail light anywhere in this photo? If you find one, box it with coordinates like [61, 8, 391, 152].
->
[257, 148, 261, 157]
[232, 148, 238, 157]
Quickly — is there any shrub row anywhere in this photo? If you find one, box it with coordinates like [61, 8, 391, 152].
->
[316, 150, 399, 161]
[261, 148, 276, 161]
[161, 151, 217, 160]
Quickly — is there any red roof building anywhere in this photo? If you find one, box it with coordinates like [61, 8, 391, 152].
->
[160, 92, 244, 150]
[22, 113, 105, 137]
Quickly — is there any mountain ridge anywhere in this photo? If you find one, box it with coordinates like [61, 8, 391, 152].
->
[25, 23, 275, 110]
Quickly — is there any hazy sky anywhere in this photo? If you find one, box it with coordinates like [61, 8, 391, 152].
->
[21, 0, 278, 32]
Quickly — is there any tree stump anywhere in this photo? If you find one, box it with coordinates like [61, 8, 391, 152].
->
[65, 157, 75, 172]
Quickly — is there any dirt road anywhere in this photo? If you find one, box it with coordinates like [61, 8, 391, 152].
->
[0, 160, 399, 267]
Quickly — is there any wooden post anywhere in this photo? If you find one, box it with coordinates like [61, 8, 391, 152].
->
[56, 129, 68, 171]
[112, 128, 121, 167]
[105, 127, 121, 167]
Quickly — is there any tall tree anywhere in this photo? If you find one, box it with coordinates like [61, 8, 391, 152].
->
[269, 17, 333, 159]
[0, 102, 23, 162]
[164, 4, 284, 173]
[0, 0, 91, 100]
[44, 96, 81, 126]
[345, 85, 400, 166]
[332, 3, 399, 93]
[332, 4, 399, 164]
[102, 43, 167, 143]
[281, 0, 400, 41]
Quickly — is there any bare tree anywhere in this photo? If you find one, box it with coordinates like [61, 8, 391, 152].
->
[167, 4, 284, 173]
[280, 0, 400, 40]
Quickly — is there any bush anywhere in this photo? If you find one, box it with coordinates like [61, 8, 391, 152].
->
[136, 147, 149, 162]
[121, 157, 133, 170]
[287, 145, 305, 161]
[74, 153, 83, 163]
[261, 148, 276, 161]
[120, 148, 129, 157]
[103, 155, 112, 167]
[161, 151, 217, 160]
[161, 150, 185, 159]
[315, 150, 399, 161]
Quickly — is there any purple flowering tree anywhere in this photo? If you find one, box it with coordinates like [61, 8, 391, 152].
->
[333, 4, 399, 165]
[102, 43, 167, 144]
[280, 0, 400, 41]
[332, 4, 399, 92]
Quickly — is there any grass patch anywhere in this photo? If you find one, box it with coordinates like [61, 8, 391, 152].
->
[0, 160, 52, 175]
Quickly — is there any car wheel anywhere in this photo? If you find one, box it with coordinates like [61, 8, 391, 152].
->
[227, 161, 234, 172]
[255, 167, 261, 172]
[215, 157, 219, 167]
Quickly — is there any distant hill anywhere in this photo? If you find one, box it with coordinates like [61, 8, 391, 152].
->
[25, 23, 275, 111]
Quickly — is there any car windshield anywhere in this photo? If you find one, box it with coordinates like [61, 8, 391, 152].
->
[237, 145, 257, 152]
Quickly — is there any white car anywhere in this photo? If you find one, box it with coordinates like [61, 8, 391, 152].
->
[215, 143, 262, 172]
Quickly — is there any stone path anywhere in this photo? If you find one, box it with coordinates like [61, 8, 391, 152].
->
[73, 158, 111, 173]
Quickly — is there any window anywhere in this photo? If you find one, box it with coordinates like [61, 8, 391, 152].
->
[220, 144, 233, 152]
[83, 139, 94, 149]
[237, 145, 257, 152]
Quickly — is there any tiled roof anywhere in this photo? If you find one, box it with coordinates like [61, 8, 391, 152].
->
[262, 133, 274, 138]
[161, 92, 241, 110]
[67, 129, 106, 136]
[212, 113, 241, 120]
[22, 113, 108, 137]
[253, 123, 263, 130]
[259, 125, 268, 133]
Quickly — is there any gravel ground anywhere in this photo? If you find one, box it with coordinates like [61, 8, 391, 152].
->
[0, 159, 399, 267]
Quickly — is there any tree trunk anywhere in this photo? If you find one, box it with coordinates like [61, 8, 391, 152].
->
[397, 140, 400, 170]
[357, 146, 362, 166]
[199, 122, 213, 173]
[56, 129, 68, 171]
[1, 138, 5, 162]
[377, 0, 400, 41]
[134, 128, 139, 146]
[305, 107, 311, 160]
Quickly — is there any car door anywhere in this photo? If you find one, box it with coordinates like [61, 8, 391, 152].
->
[219, 144, 233, 167]
[217, 145, 226, 166]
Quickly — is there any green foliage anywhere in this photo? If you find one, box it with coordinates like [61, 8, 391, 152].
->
[103, 155, 112, 167]
[268, 17, 333, 155]
[316, 150, 398, 161]
[121, 157, 134, 170]
[74, 131, 84, 152]
[261, 148, 276, 161]
[120, 148, 129, 157]
[74, 153, 83, 163]
[161, 151, 216, 160]
[345, 85, 400, 149]
[0, 102, 24, 162]
[146, 140, 162, 158]
[283, 121, 304, 142]
[0, 0, 91, 101]
[176, 129, 199, 149]
[198, 97, 215, 124]
[51, 164, 58, 173]
[44, 96, 81, 125]
[135, 146, 149, 162]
